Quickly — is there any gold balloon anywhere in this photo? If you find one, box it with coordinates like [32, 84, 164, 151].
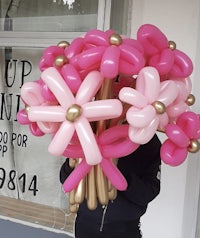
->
[75, 178, 86, 204]
[108, 187, 117, 201]
[69, 158, 77, 168]
[152, 101, 166, 114]
[54, 55, 68, 67]
[57, 40, 70, 48]
[109, 33, 122, 46]
[87, 167, 97, 210]
[69, 189, 76, 205]
[25, 105, 30, 114]
[186, 94, 196, 106]
[188, 140, 200, 153]
[66, 104, 82, 122]
[168, 40, 176, 50]
[95, 165, 109, 205]
[69, 204, 79, 213]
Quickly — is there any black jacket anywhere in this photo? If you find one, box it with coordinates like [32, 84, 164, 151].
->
[60, 134, 161, 225]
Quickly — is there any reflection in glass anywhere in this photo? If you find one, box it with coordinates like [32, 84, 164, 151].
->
[0, 0, 98, 32]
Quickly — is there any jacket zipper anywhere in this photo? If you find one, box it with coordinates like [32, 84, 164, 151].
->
[99, 204, 108, 232]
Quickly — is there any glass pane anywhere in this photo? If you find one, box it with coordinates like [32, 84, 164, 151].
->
[0, 46, 68, 208]
[110, 0, 129, 35]
[0, 0, 98, 32]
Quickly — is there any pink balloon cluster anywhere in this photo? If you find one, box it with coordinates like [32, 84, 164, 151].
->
[17, 24, 200, 192]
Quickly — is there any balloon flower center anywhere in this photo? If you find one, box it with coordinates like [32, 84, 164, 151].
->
[152, 101, 166, 114]
[109, 33, 122, 46]
[25, 105, 30, 114]
[57, 40, 70, 48]
[168, 40, 176, 50]
[54, 55, 68, 67]
[66, 104, 82, 122]
[188, 139, 200, 153]
[186, 94, 196, 106]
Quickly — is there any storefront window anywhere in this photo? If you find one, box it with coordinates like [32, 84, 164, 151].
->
[0, 0, 98, 32]
[0, 0, 132, 234]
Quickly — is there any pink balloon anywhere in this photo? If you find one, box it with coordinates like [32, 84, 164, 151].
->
[99, 124, 139, 158]
[64, 37, 85, 59]
[41, 83, 57, 102]
[63, 159, 91, 192]
[100, 46, 120, 78]
[161, 140, 188, 166]
[61, 64, 82, 94]
[122, 38, 144, 54]
[63, 143, 84, 158]
[39, 45, 65, 71]
[149, 49, 174, 75]
[84, 29, 109, 46]
[137, 24, 193, 78]
[99, 124, 129, 145]
[137, 24, 168, 56]
[100, 158, 127, 191]
[176, 111, 200, 139]
[29, 122, 45, 136]
[169, 49, 193, 78]
[119, 44, 145, 73]
[17, 109, 30, 125]
[165, 124, 190, 148]
[78, 46, 106, 69]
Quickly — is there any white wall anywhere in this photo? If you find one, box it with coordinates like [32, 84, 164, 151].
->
[130, 1, 200, 238]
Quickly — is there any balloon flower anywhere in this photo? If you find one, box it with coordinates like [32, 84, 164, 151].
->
[17, 24, 200, 211]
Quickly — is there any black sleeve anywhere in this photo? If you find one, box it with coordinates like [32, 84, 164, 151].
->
[59, 158, 74, 184]
[118, 134, 161, 207]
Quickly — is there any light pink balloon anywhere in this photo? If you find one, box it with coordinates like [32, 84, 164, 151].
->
[128, 117, 159, 144]
[21, 82, 44, 106]
[119, 87, 148, 108]
[75, 116, 102, 165]
[76, 70, 104, 104]
[41, 67, 75, 109]
[136, 67, 160, 104]
[126, 105, 156, 128]
[82, 100, 123, 121]
[158, 80, 178, 106]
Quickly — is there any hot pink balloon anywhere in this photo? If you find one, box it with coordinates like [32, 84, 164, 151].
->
[161, 111, 200, 166]
[62, 124, 139, 192]
[161, 140, 188, 166]
[137, 24, 193, 78]
[77, 29, 145, 78]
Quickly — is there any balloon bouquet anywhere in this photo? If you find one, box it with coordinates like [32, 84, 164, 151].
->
[17, 24, 200, 212]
